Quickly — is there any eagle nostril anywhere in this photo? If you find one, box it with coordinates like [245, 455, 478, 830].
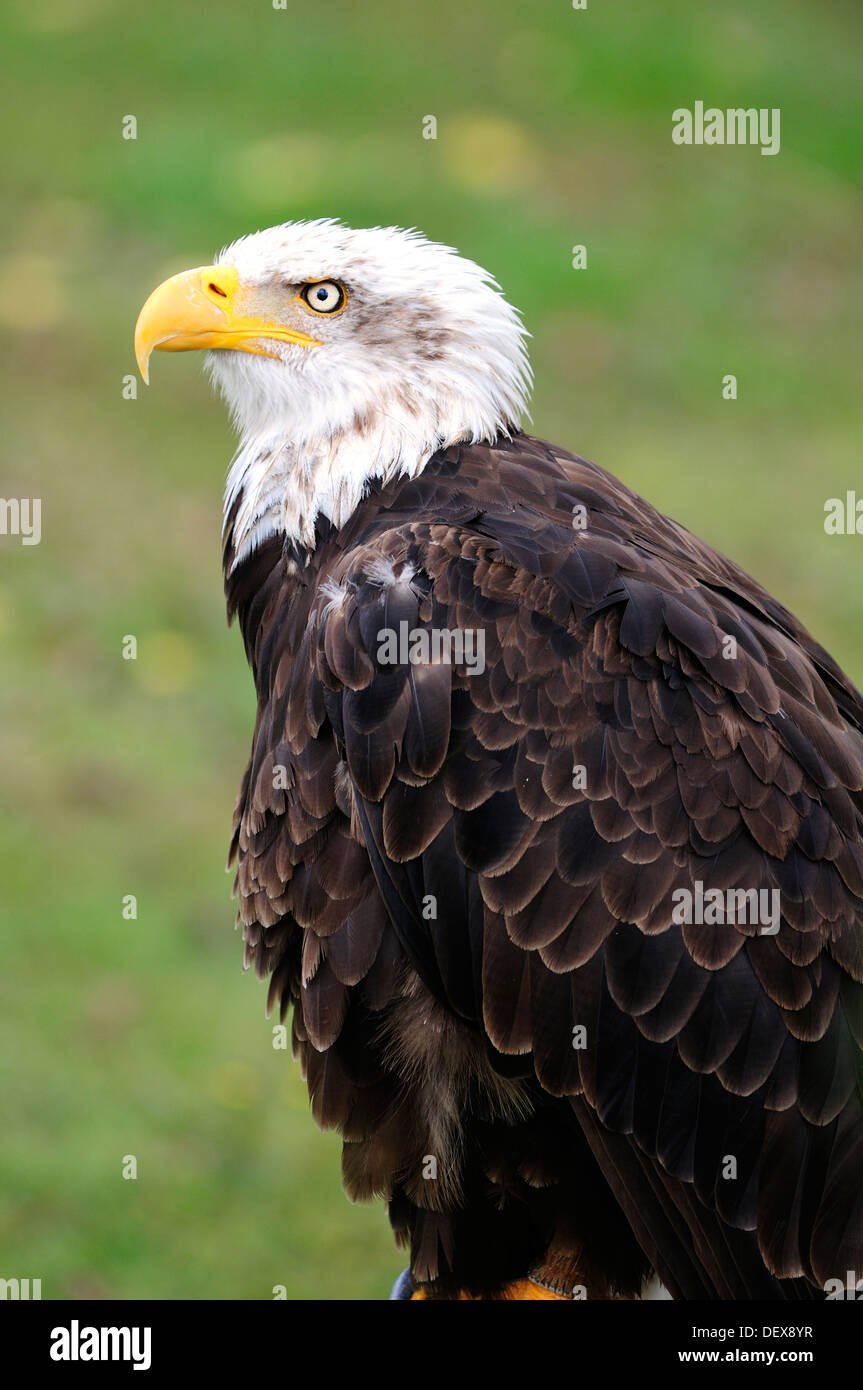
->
[207, 281, 229, 299]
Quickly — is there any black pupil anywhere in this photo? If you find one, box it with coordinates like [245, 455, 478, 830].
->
[315, 287, 330, 301]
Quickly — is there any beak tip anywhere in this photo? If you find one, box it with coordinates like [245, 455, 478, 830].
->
[134, 325, 147, 383]
[134, 337, 151, 385]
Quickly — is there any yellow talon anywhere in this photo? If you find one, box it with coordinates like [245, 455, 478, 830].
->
[411, 1278, 567, 1300]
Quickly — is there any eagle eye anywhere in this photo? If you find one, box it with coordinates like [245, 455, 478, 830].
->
[300, 280, 346, 315]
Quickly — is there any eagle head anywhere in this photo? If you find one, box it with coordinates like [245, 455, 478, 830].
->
[135, 220, 531, 557]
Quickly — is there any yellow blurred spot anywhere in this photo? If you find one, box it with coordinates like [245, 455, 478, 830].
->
[442, 115, 539, 194]
[209, 1060, 260, 1111]
[136, 631, 200, 696]
[0, 254, 66, 331]
[223, 133, 334, 211]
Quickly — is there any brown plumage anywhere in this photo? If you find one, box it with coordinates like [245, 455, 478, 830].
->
[225, 433, 863, 1299]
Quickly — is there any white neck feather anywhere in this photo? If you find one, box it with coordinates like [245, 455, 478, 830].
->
[222, 376, 522, 565]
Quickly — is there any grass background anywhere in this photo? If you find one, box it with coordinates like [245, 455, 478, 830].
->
[0, 0, 861, 1299]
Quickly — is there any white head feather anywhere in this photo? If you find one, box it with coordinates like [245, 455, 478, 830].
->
[207, 220, 532, 564]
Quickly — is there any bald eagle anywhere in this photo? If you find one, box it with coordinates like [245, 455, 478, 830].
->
[135, 220, 862, 1301]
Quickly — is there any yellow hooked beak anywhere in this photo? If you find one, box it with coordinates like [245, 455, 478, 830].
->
[134, 264, 323, 383]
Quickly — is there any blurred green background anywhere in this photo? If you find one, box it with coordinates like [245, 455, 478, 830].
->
[0, 0, 861, 1299]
